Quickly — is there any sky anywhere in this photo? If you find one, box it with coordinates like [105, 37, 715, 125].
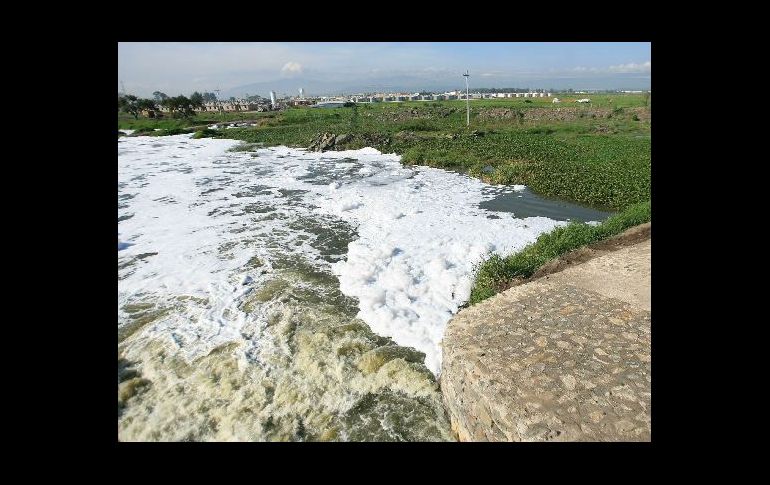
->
[118, 42, 651, 98]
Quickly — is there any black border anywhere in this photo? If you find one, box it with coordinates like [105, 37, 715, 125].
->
[106, 18, 676, 459]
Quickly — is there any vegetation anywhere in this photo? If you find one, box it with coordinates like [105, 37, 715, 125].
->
[118, 95, 141, 119]
[468, 200, 651, 305]
[119, 93, 650, 302]
[196, 95, 650, 211]
[162, 95, 198, 118]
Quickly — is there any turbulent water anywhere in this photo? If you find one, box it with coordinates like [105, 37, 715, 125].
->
[117, 134, 593, 441]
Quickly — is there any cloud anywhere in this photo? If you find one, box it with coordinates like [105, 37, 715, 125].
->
[281, 61, 303, 77]
[565, 61, 650, 76]
[571, 66, 600, 73]
[608, 61, 651, 73]
[119, 43, 650, 97]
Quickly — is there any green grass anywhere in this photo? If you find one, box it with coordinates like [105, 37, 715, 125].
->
[468, 200, 651, 305]
[204, 96, 650, 211]
[117, 110, 276, 130]
[119, 94, 650, 304]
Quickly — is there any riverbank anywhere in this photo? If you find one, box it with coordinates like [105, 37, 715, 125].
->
[119, 95, 650, 305]
[441, 224, 651, 441]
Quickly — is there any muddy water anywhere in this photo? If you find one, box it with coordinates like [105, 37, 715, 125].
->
[480, 186, 613, 221]
[117, 134, 609, 441]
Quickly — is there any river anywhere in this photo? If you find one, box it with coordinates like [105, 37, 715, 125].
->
[117, 133, 610, 441]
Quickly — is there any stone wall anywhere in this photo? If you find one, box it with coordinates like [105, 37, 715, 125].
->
[441, 237, 651, 441]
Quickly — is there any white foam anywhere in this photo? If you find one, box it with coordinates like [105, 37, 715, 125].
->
[308, 154, 563, 374]
[119, 137, 567, 375]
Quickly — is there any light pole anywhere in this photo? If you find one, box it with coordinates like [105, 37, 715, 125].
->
[463, 70, 470, 126]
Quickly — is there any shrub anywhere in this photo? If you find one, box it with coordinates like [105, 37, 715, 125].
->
[192, 128, 220, 139]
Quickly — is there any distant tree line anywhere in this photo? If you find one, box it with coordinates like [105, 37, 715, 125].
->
[118, 91, 212, 119]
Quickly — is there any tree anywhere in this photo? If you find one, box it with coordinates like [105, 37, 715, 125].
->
[119, 94, 140, 119]
[153, 91, 169, 104]
[165, 95, 196, 119]
[136, 99, 158, 117]
[202, 92, 217, 103]
[189, 92, 205, 110]
[119, 95, 159, 119]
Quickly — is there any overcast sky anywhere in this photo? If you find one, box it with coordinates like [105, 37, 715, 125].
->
[118, 42, 651, 98]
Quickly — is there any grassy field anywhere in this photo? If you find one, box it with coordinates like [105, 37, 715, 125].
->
[119, 93, 651, 304]
[117, 110, 277, 132]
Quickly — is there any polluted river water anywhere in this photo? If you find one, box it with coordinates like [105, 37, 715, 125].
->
[117, 133, 611, 441]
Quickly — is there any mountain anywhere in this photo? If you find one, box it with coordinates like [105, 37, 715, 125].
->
[222, 73, 650, 98]
[222, 76, 467, 98]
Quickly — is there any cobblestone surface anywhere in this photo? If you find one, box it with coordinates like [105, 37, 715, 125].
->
[441, 239, 651, 441]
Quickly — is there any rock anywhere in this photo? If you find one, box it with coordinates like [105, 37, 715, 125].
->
[334, 134, 352, 145]
[561, 374, 577, 390]
[482, 165, 495, 174]
[319, 134, 336, 151]
[308, 132, 338, 152]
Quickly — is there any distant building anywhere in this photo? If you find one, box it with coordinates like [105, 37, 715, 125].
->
[196, 100, 265, 112]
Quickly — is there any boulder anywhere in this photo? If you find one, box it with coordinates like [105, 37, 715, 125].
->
[334, 133, 353, 145]
[308, 132, 338, 152]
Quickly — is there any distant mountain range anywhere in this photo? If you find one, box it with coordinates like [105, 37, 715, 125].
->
[222, 77, 467, 98]
[221, 74, 650, 98]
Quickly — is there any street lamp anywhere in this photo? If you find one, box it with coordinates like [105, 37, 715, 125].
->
[463, 70, 470, 126]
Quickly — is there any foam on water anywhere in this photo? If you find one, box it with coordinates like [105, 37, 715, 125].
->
[305, 150, 563, 374]
[118, 134, 577, 440]
[119, 136, 566, 372]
